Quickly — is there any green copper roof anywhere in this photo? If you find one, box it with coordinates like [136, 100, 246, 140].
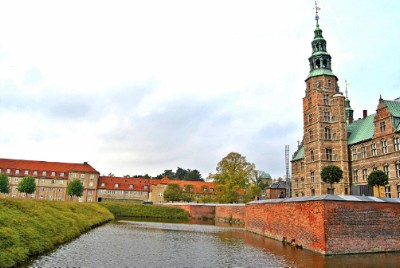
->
[307, 69, 336, 79]
[347, 114, 375, 145]
[384, 99, 400, 117]
[291, 146, 304, 161]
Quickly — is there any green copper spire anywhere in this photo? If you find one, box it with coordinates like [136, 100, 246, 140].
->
[344, 80, 354, 123]
[307, 2, 336, 79]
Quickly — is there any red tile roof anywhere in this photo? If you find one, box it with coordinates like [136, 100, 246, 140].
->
[151, 177, 215, 194]
[0, 158, 99, 177]
[98, 176, 150, 191]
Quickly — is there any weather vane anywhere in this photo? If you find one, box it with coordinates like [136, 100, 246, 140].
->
[314, 1, 321, 25]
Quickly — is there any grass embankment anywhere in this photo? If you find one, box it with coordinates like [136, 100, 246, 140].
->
[0, 198, 114, 268]
[99, 202, 189, 219]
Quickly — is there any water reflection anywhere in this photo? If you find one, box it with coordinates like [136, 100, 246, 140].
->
[26, 220, 400, 268]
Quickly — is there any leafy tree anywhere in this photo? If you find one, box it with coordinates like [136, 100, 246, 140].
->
[175, 167, 187, 180]
[164, 183, 182, 202]
[184, 169, 203, 181]
[320, 165, 343, 194]
[67, 179, 84, 200]
[162, 170, 175, 179]
[0, 173, 10, 194]
[210, 152, 256, 203]
[18, 176, 36, 197]
[368, 170, 389, 198]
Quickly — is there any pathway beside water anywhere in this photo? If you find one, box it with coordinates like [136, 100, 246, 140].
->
[25, 220, 400, 267]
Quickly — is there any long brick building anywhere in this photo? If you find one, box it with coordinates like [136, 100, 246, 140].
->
[291, 12, 400, 197]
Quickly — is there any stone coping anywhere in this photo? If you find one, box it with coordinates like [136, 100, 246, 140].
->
[162, 203, 245, 207]
[248, 195, 400, 204]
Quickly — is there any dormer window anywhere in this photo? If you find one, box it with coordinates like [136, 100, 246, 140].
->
[51, 171, 56, 176]
[380, 121, 386, 132]
[15, 170, 20, 175]
[24, 170, 29, 175]
[60, 172, 65, 177]
[101, 182, 105, 187]
[6, 169, 11, 174]
[42, 171, 47, 176]
[114, 183, 119, 188]
[33, 170, 38, 176]
[129, 184, 134, 189]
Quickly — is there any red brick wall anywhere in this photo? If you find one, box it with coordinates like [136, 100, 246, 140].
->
[215, 205, 245, 225]
[324, 201, 400, 254]
[245, 200, 400, 255]
[245, 201, 327, 254]
[163, 204, 215, 219]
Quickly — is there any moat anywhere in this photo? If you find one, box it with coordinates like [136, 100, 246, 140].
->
[25, 219, 400, 267]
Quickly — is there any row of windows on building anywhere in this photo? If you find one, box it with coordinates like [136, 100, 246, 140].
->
[353, 163, 400, 182]
[307, 111, 336, 125]
[308, 148, 336, 162]
[98, 189, 148, 196]
[1, 169, 96, 179]
[100, 182, 149, 190]
[351, 137, 400, 160]
[308, 127, 338, 142]
[9, 177, 96, 187]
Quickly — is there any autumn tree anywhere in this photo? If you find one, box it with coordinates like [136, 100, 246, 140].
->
[368, 170, 388, 198]
[209, 152, 257, 203]
[0, 173, 10, 195]
[67, 179, 84, 201]
[18, 176, 36, 198]
[320, 165, 343, 194]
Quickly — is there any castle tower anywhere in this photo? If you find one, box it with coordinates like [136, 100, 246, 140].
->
[301, 3, 350, 196]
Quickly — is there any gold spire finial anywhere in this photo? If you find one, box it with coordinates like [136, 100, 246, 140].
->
[314, 1, 321, 25]
[345, 80, 350, 98]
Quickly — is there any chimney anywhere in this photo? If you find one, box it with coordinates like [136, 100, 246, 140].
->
[363, 110, 368, 119]
[83, 161, 88, 165]
[349, 114, 353, 124]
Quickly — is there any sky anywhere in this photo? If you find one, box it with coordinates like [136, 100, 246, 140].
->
[0, 0, 399, 179]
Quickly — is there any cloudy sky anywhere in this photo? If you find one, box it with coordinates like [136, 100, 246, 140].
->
[0, 0, 399, 179]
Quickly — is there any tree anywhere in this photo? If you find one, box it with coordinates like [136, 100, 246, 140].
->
[210, 152, 256, 203]
[164, 183, 182, 202]
[184, 169, 203, 181]
[0, 173, 10, 195]
[67, 179, 84, 200]
[368, 170, 389, 198]
[320, 165, 343, 194]
[18, 176, 36, 198]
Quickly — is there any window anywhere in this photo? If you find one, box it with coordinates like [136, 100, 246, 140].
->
[15, 170, 20, 174]
[396, 163, 400, 178]
[310, 171, 315, 183]
[59, 180, 63, 185]
[327, 188, 334, 194]
[301, 178, 305, 187]
[385, 186, 391, 198]
[394, 137, 400, 152]
[380, 121, 386, 132]
[397, 185, 400, 198]
[372, 166, 378, 171]
[49, 188, 54, 192]
[0, 168, 2, 173]
[371, 143, 377, 156]
[384, 165, 390, 179]
[362, 169, 368, 181]
[50, 180, 55, 184]
[361, 145, 367, 158]
[382, 140, 388, 154]
[129, 184, 134, 189]
[308, 113, 313, 124]
[311, 189, 316, 196]
[51, 171, 55, 176]
[58, 188, 63, 193]
[144, 185, 149, 190]
[308, 96, 312, 109]
[323, 93, 329, 105]
[72, 173, 77, 178]
[351, 147, 357, 160]
[327, 79, 332, 88]
[41, 179, 45, 183]
[310, 150, 315, 161]
[89, 182, 94, 187]
[114, 183, 119, 188]
[42, 171, 47, 176]
[81, 174, 85, 179]
[24, 170, 29, 175]
[323, 111, 330, 122]
[101, 182, 105, 187]
[60, 172, 65, 177]
[88, 198, 93, 202]
[33, 170, 38, 176]
[14, 177, 19, 182]
[324, 127, 331, 140]
[295, 179, 299, 188]
[88, 190, 93, 195]
[326, 148, 332, 161]
[40, 187, 45, 192]
[6, 169, 10, 174]
[90, 174, 95, 179]
[57, 196, 62, 201]
[309, 129, 313, 141]
[353, 170, 358, 183]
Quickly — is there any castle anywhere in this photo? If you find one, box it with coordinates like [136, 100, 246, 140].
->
[291, 6, 400, 198]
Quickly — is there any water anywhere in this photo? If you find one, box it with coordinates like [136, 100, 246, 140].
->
[26, 220, 400, 267]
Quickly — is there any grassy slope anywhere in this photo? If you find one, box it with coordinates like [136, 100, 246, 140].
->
[99, 202, 189, 219]
[0, 198, 114, 268]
